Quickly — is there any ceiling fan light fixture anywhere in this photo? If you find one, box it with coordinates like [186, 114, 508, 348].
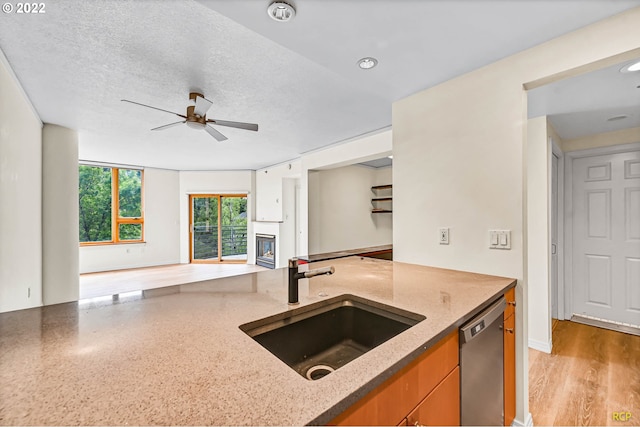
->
[358, 57, 378, 70]
[620, 60, 640, 73]
[186, 121, 205, 130]
[267, 2, 295, 22]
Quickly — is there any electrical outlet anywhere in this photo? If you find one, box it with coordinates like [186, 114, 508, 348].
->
[439, 227, 450, 245]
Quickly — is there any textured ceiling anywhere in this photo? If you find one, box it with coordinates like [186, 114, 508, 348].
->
[1, 0, 639, 170]
[358, 157, 393, 169]
[528, 58, 640, 140]
[199, 0, 640, 102]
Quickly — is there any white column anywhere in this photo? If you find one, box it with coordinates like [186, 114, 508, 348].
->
[42, 124, 79, 305]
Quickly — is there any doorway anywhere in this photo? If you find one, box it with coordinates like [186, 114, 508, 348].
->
[567, 146, 640, 326]
[550, 151, 559, 320]
[189, 194, 248, 263]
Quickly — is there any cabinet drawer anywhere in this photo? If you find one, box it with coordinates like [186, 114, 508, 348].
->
[407, 367, 460, 426]
[504, 288, 516, 319]
[332, 331, 459, 426]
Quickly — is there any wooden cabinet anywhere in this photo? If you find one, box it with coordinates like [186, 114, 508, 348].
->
[504, 287, 516, 319]
[331, 331, 458, 426]
[406, 367, 460, 426]
[503, 288, 516, 426]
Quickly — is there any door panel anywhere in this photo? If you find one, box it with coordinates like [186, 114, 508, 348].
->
[220, 196, 248, 262]
[585, 255, 611, 306]
[627, 188, 640, 240]
[572, 149, 640, 325]
[190, 194, 247, 263]
[627, 258, 640, 312]
[191, 196, 219, 262]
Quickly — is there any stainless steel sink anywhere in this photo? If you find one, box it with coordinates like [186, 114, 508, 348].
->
[239, 294, 426, 380]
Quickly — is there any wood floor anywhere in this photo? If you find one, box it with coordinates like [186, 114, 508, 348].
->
[529, 320, 640, 426]
[79, 263, 267, 299]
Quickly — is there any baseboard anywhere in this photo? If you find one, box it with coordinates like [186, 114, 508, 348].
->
[528, 338, 552, 353]
[512, 412, 534, 427]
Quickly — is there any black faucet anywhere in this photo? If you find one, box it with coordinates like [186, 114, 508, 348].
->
[288, 258, 335, 305]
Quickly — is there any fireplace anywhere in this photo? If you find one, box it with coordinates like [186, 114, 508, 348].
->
[256, 234, 276, 269]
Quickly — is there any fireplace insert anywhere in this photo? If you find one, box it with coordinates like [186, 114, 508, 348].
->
[256, 234, 276, 269]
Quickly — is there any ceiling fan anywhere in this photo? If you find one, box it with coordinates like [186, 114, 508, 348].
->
[121, 92, 258, 142]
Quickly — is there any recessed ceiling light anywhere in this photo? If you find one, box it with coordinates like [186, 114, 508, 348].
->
[388, 155, 393, 159]
[267, 1, 295, 22]
[607, 115, 628, 122]
[358, 57, 378, 70]
[620, 60, 640, 73]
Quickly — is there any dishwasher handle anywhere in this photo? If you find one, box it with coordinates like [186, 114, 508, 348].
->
[460, 297, 506, 344]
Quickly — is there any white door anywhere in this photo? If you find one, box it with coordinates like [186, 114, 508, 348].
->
[551, 153, 559, 319]
[572, 149, 640, 325]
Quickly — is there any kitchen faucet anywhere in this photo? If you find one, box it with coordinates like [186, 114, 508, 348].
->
[288, 258, 335, 305]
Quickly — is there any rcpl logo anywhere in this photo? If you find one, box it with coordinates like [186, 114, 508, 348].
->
[612, 411, 632, 422]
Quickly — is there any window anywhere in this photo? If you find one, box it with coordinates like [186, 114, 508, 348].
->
[79, 165, 143, 244]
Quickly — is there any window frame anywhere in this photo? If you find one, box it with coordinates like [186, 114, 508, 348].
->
[79, 165, 145, 246]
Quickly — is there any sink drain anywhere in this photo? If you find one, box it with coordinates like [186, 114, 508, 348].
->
[305, 364, 335, 381]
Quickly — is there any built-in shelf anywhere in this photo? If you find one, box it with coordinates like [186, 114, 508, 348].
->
[371, 184, 393, 190]
[371, 184, 392, 214]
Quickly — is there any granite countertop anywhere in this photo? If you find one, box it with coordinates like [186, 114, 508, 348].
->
[300, 244, 393, 262]
[0, 257, 515, 426]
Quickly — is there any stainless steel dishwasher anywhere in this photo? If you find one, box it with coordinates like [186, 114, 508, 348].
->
[460, 297, 506, 426]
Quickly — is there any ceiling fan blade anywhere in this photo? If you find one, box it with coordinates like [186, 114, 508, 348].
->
[205, 125, 228, 142]
[151, 121, 186, 131]
[206, 119, 258, 131]
[194, 95, 213, 117]
[121, 99, 186, 118]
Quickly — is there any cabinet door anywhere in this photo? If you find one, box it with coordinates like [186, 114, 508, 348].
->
[255, 169, 283, 221]
[504, 287, 516, 319]
[504, 313, 516, 426]
[406, 367, 460, 427]
[331, 332, 458, 426]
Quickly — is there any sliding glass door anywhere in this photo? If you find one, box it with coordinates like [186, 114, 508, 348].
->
[190, 194, 247, 263]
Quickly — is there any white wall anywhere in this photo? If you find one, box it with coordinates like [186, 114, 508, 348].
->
[309, 165, 392, 254]
[253, 161, 301, 267]
[392, 8, 640, 425]
[299, 128, 392, 256]
[42, 124, 79, 305]
[526, 116, 552, 353]
[79, 167, 181, 273]
[280, 178, 298, 264]
[256, 161, 301, 222]
[563, 126, 640, 152]
[179, 170, 254, 264]
[0, 52, 43, 313]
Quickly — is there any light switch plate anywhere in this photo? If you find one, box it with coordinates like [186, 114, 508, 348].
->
[439, 227, 450, 245]
[489, 230, 511, 249]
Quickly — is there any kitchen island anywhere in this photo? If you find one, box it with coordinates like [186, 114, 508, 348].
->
[0, 257, 515, 425]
